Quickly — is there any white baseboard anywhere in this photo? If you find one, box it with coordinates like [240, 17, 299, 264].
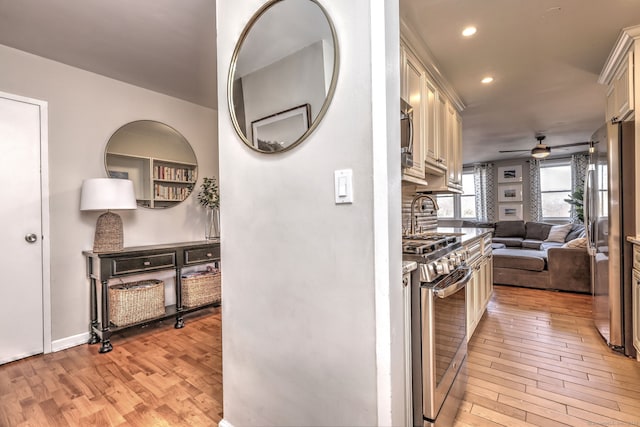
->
[51, 332, 90, 353]
[218, 419, 234, 427]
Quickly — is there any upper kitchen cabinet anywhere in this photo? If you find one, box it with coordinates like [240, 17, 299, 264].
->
[605, 51, 634, 122]
[446, 102, 463, 191]
[401, 44, 426, 181]
[425, 78, 444, 173]
[600, 26, 640, 123]
[400, 21, 464, 192]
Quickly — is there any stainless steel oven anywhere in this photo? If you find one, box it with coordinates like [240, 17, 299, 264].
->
[407, 242, 470, 426]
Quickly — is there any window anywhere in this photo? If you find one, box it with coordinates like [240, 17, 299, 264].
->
[437, 194, 454, 218]
[539, 160, 571, 219]
[460, 173, 476, 218]
[437, 171, 476, 219]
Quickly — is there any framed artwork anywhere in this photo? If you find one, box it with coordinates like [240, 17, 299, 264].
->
[498, 204, 523, 221]
[108, 170, 129, 179]
[497, 165, 523, 183]
[498, 183, 523, 202]
[251, 104, 311, 152]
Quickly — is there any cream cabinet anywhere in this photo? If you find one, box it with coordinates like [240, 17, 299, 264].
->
[466, 261, 479, 338]
[424, 78, 445, 173]
[606, 51, 634, 122]
[420, 99, 463, 193]
[633, 268, 640, 361]
[401, 44, 426, 181]
[466, 234, 494, 341]
[446, 103, 463, 191]
[633, 243, 640, 361]
[400, 35, 463, 189]
[602, 33, 636, 123]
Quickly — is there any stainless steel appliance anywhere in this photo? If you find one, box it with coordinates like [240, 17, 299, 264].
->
[401, 98, 414, 168]
[404, 233, 470, 426]
[585, 121, 636, 357]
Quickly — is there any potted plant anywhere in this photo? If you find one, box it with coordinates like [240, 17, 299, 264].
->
[564, 187, 584, 223]
[198, 177, 220, 239]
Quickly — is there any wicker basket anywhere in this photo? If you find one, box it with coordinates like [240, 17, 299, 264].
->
[182, 269, 221, 308]
[109, 279, 165, 327]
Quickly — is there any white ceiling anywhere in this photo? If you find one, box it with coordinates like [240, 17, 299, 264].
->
[1, 0, 639, 164]
[400, 0, 640, 164]
[0, 0, 217, 109]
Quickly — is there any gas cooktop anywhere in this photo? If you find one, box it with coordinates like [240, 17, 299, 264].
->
[402, 233, 460, 255]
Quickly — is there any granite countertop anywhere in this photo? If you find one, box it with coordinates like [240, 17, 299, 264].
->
[403, 260, 418, 274]
[436, 227, 494, 245]
[627, 236, 640, 245]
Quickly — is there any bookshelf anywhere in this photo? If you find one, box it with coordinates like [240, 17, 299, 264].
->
[106, 152, 197, 208]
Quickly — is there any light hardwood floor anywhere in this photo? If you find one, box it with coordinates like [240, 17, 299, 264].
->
[0, 308, 223, 426]
[2, 287, 640, 426]
[455, 285, 640, 427]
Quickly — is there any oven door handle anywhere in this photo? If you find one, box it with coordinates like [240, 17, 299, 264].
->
[434, 266, 472, 299]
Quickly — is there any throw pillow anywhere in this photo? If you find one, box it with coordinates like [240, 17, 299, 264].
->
[525, 222, 554, 240]
[565, 224, 586, 242]
[545, 223, 573, 243]
[562, 237, 588, 249]
[494, 220, 526, 238]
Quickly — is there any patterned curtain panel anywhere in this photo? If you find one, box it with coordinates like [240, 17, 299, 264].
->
[473, 163, 496, 222]
[529, 159, 543, 221]
[570, 153, 590, 223]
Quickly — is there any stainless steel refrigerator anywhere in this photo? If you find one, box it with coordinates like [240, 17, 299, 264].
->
[585, 120, 636, 358]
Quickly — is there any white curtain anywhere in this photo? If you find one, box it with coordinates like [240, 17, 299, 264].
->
[473, 163, 496, 222]
[529, 159, 543, 221]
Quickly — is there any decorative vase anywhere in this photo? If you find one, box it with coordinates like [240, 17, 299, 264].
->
[205, 207, 220, 240]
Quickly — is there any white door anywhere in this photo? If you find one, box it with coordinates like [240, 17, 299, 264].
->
[0, 93, 47, 364]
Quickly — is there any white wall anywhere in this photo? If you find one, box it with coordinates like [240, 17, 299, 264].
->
[492, 158, 532, 222]
[0, 44, 218, 341]
[217, 0, 403, 426]
[241, 41, 327, 141]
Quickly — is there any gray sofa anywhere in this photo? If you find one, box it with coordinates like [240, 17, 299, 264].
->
[490, 220, 590, 293]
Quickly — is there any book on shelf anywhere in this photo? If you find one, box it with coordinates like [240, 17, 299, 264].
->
[153, 165, 195, 182]
[154, 183, 192, 201]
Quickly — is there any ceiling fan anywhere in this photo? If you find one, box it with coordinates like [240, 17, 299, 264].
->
[499, 135, 593, 158]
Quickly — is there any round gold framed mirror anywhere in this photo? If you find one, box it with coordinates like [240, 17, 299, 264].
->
[227, 0, 339, 153]
[104, 120, 198, 209]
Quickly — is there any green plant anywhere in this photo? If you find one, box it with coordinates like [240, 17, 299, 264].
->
[197, 177, 220, 209]
[564, 187, 584, 222]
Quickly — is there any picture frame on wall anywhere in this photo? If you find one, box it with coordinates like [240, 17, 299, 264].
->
[497, 165, 523, 183]
[251, 103, 311, 152]
[498, 183, 523, 202]
[498, 204, 523, 221]
[108, 170, 129, 180]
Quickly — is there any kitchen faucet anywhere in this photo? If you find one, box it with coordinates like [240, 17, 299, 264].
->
[409, 193, 439, 235]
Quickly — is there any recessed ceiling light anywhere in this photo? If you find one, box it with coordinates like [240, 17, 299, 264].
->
[481, 76, 494, 84]
[462, 26, 477, 37]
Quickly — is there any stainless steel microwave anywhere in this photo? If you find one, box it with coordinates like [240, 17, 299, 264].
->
[401, 98, 414, 168]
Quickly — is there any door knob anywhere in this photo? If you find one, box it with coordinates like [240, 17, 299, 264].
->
[25, 233, 38, 243]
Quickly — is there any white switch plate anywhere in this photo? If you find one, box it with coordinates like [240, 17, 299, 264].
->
[334, 169, 353, 204]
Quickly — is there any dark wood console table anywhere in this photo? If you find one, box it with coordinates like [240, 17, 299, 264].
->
[83, 240, 221, 353]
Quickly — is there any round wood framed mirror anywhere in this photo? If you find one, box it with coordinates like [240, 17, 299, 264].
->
[227, 0, 339, 153]
[104, 120, 198, 209]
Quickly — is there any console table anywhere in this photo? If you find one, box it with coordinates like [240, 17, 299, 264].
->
[83, 240, 221, 353]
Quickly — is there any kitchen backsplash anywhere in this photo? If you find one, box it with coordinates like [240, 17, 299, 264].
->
[402, 193, 438, 234]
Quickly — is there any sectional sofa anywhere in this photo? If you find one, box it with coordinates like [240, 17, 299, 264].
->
[489, 220, 590, 293]
[485, 220, 590, 293]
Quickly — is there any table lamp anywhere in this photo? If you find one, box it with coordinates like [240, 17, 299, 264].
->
[80, 178, 137, 253]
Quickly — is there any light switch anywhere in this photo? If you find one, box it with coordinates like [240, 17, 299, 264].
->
[334, 169, 353, 204]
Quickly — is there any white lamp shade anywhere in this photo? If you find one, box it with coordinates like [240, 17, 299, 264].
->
[80, 178, 137, 211]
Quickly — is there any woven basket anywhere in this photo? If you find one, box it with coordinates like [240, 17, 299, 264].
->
[109, 279, 165, 327]
[182, 270, 221, 308]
